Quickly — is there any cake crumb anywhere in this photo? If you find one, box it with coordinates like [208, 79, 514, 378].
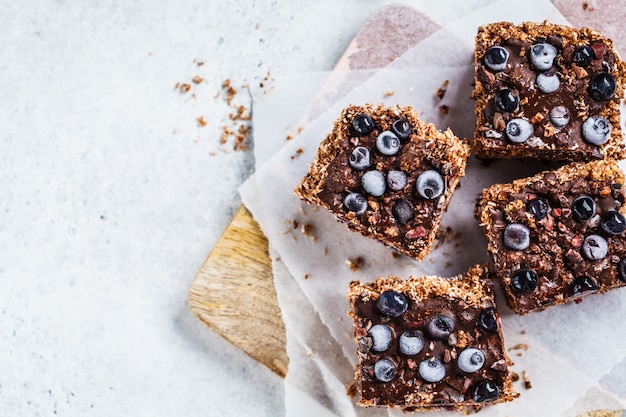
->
[192, 75, 203, 84]
[196, 116, 207, 127]
[304, 273, 309, 280]
[509, 343, 529, 352]
[384, 90, 394, 97]
[439, 105, 449, 115]
[510, 371, 520, 382]
[436, 80, 449, 100]
[523, 371, 532, 389]
[346, 257, 363, 271]
[180, 83, 191, 93]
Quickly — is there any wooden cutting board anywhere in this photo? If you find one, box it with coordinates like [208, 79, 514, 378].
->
[187, 4, 440, 378]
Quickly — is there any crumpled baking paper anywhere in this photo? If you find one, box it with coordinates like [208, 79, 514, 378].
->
[242, 0, 626, 415]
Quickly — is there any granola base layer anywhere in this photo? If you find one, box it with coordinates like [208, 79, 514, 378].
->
[476, 160, 626, 314]
[473, 21, 626, 161]
[295, 104, 471, 261]
[347, 264, 518, 410]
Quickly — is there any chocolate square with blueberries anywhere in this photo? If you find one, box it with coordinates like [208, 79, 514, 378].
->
[476, 160, 626, 314]
[347, 265, 518, 410]
[473, 21, 626, 161]
[295, 104, 471, 261]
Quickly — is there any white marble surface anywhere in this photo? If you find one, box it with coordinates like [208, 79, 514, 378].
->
[0, 1, 519, 415]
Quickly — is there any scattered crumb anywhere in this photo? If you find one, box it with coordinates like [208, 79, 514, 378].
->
[192, 75, 203, 84]
[436, 80, 449, 100]
[300, 223, 316, 241]
[286, 133, 294, 141]
[583, 1, 588, 10]
[391, 251, 402, 259]
[384, 90, 394, 97]
[346, 381, 357, 398]
[523, 370, 532, 389]
[291, 147, 304, 160]
[346, 257, 363, 271]
[439, 105, 449, 115]
[209, 151, 217, 156]
[193, 58, 205, 66]
[259, 69, 275, 94]
[222, 79, 237, 105]
[196, 116, 207, 127]
[509, 343, 529, 352]
[304, 273, 309, 280]
[323, 246, 328, 255]
[520, 329, 526, 335]
[510, 371, 520, 382]
[180, 83, 191, 93]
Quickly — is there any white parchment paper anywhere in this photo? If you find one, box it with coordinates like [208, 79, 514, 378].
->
[243, 0, 626, 415]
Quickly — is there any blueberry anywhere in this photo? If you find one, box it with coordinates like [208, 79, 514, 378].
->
[589, 73, 616, 101]
[387, 170, 407, 191]
[376, 130, 401, 156]
[503, 223, 531, 251]
[399, 330, 424, 355]
[361, 170, 386, 197]
[418, 358, 446, 383]
[600, 211, 626, 235]
[472, 379, 500, 402]
[572, 196, 596, 222]
[582, 234, 608, 260]
[617, 257, 626, 282]
[571, 276, 598, 295]
[392, 199, 413, 225]
[573, 45, 595, 67]
[511, 269, 538, 294]
[477, 307, 499, 333]
[416, 170, 444, 199]
[527, 198, 549, 220]
[457, 348, 485, 373]
[391, 119, 411, 140]
[349, 146, 371, 170]
[427, 314, 456, 339]
[505, 119, 533, 143]
[377, 290, 409, 317]
[374, 358, 397, 382]
[368, 324, 392, 352]
[352, 113, 375, 135]
[582, 116, 611, 146]
[549, 105, 570, 127]
[343, 193, 367, 215]
[494, 89, 519, 113]
[484, 46, 509, 71]
[530, 43, 557, 70]
[536, 71, 560, 93]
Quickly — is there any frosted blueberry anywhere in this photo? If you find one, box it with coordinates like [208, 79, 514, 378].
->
[349, 146, 371, 170]
[572, 196, 596, 222]
[582, 116, 611, 145]
[549, 105, 570, 127]
[368, 324, 392, 352]
[343, 193, 367, 215]
[374, 358, 397, 382]
[352, 113, 375, 135]
[571, 276, 597, 295]
[391, 119, 411, 140]
[376, 130, 401, 156]
[418, 358, 446, 383]
[530, 43, 557, 70]
[573, 45, 595, 67]
[457, 348, 486, 373]
[600, 211, 626, 235]
[589, 73, 616, 101]
[387, 170, 407, 191]
[536, 71, 560, 93]
[392, 199, 413, 225]
[506, 119, 533, 143]
[427, 314, 456, 339]
[503, 223, 531, 251]
[511, 269, 538, 294]
[494, 89, 519, 113]
[582, 234, 608, 260]
[527, 198, 549, 220]
[472, 379, 500, 402]
[416, 170, 444, 199]
[484, 46, 509, 71]
[361, 170, 386, 197]
[377, 290, 409, 317]
[477, 307, 499, 333]
[399, 330, 424, 355]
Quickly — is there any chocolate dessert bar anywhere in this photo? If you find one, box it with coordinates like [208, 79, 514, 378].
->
[347, 265, 518, 410]
[473, 21, 626, 161]
[476, 160, 626, 314]
[295, 104, 471, 261]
